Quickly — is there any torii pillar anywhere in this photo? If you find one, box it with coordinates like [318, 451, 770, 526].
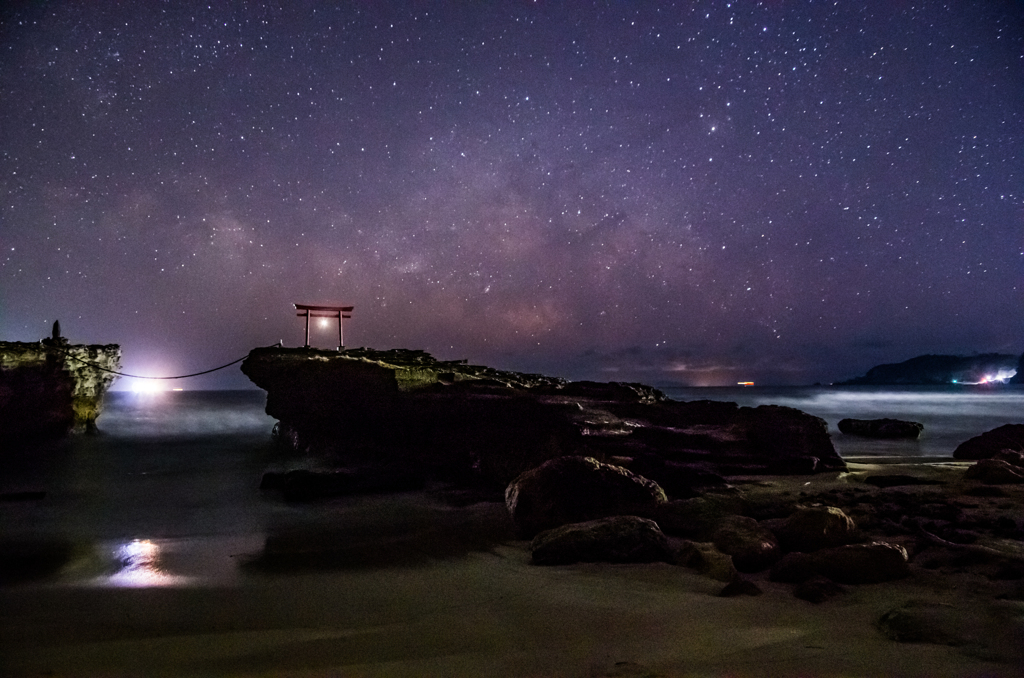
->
[294, 303, 353, 350]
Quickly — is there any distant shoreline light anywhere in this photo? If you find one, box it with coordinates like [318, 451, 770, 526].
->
[737, 381, 755, 386]
[129, 378, 165, 394]
[953, 368, 1017, 385]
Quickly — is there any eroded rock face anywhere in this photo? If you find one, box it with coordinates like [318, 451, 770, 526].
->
[768, 542, 909, 585]
[240, 346, 845, 485]
[0, 336, 120, 441]
[506, 456, 667, 538]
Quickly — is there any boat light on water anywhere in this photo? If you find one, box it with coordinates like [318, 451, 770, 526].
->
[737, 381, 755, 386]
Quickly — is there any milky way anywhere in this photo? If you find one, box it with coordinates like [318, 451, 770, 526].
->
[1, 2, 1021, 388]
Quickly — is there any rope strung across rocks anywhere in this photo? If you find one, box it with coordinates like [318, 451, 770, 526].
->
[46, 342, 281, 380]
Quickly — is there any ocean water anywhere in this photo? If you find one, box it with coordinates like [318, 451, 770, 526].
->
[663, 384, 1024, 459]
[1, 391, 279, 587]
[2, 386, 1022, 589]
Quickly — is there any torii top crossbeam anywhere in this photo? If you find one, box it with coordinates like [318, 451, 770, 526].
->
[294, 303, 353, 350]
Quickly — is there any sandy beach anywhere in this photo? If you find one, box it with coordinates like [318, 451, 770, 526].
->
[2, 462, 1022, 677]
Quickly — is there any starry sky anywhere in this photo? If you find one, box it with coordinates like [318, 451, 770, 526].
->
[1, 1, 1022, 389]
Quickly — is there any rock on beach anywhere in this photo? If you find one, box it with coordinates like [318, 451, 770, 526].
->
[838, 418, 923, 439]
[530, 515, 672, 565]
[505, 456, 667, 538]
[954, 424, 1024, 460]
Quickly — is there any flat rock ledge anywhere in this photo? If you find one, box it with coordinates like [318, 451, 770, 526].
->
[241, 346, 844, 486]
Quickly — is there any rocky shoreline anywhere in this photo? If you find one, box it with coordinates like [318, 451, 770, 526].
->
[241, 345, 845, 487]
[242, 346, 1024, 667]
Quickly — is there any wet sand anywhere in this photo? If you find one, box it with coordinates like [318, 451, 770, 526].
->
[2, 467, 1022, 677]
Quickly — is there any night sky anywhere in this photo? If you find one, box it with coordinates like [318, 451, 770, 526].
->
[2, 2, 1022, 389]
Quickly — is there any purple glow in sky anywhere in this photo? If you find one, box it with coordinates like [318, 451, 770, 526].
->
[1, 1, 1021, 388]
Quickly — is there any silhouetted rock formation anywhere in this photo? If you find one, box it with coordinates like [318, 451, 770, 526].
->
[0, 326, 120, 442]
[838, 418, 923, 439]
[953, 424, 1024, 460]
[241, 346, 845, 486]
[839, 353, 1018, 385]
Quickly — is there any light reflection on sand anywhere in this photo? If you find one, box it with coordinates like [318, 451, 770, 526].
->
[101, 539, 191, 588]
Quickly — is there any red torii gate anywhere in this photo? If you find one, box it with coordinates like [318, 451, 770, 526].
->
[294, 303, 353, 350]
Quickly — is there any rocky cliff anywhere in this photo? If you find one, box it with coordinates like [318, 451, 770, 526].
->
[0, 328, 120, 441]
[241, 346, 844, 485]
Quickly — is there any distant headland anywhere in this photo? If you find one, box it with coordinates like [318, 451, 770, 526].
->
[839, 352, 1023, 386]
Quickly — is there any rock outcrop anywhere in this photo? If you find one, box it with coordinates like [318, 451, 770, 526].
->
[953, 424, 1024, 460]
[241, 346, 845, 486]
[0, 324, 120, 441]
[838, 418, 923, 440]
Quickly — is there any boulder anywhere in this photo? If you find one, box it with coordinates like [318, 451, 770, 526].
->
[953, 424, 1024, 460]
[774, 506, 860, 552]
[650, 495, 746, 540]
[838, 418, 923, 439]
[878, 600, 990, 646]
[993, 449, 1024, 467]
[625, 453, 728, 499]
[530, 516, 671, 565]
[505, 456, 667, 538]
[963, 459, 1024, 485]
[813, 542, 909, 584]
[673, 541, 738, 582]
[770, 542, 908, 585]
[711, 515, 781, 573]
